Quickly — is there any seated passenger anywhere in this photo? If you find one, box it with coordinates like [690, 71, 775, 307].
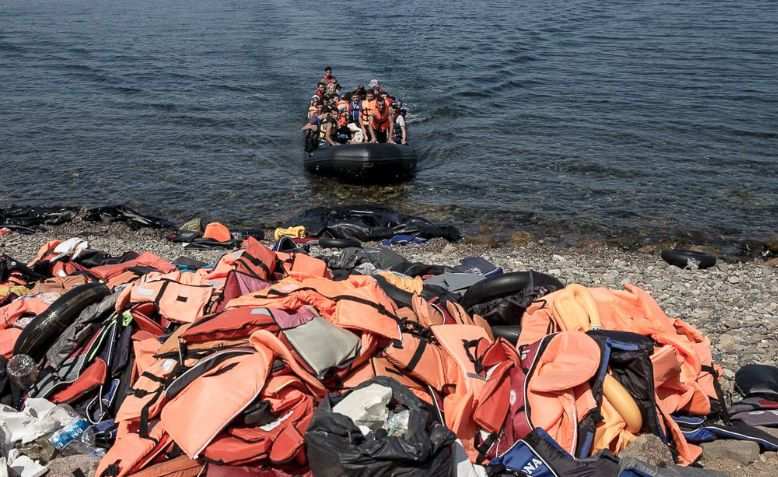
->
[308, 96, 322, 119]
[334, 110, 351, 144]
[313, 83, 326, 99]
[319, 107, 338, 146]
[337, 94, 350, 114]
[392, 103, 408, 145]
[360, 91, 378, 143]
[369, 100, 394, 144]
[349, 92, 362, 124]
[325, 80, 339, 99]
[302, 109, 322, 152]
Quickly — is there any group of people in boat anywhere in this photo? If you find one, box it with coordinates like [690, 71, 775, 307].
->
[303, 66, 409, 150]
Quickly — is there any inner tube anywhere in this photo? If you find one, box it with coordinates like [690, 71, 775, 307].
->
[491, 325, 520, 344]
[13, 282, 111, 360]
[602, 374, 643, 434]
[318, 237, 362, 249]
[460, 271, 564, 308]
[661, 249, 716, 269]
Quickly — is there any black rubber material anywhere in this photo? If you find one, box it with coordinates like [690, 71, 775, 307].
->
[318, 237, 362, 249]
[661, 249, 716, 269]
[460, 271, 564, 308]
[735, 364, 778, 398]
[304, 143, 418, 184]
[13, 282, 111, 361]
[491, 326, 521, 344]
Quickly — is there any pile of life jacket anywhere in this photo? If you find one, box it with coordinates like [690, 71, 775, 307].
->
[1, 236, 773, 477]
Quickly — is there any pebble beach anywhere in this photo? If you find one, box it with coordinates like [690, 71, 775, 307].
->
[2, 220, 777, 475]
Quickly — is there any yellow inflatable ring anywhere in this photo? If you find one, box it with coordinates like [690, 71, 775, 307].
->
[603, 374, 643, 434]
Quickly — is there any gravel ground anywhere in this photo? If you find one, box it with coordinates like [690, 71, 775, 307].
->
[2, 221, 777, 475]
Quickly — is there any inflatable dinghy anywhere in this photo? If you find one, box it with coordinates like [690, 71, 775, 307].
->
[304, 143, 417, 183]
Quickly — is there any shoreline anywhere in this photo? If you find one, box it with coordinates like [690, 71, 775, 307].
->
[2, 204, 776, 264]
[2, 220, 777, 475]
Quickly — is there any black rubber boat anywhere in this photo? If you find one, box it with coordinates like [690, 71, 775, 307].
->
[304, 143, 417, 183]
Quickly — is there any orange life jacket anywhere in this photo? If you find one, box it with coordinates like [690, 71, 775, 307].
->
[227, 276, 401, 341]
[520, 284, 716, 416]
[383, 325, 449, 392]
[361, 99, 377, 124]
[431, 324, 492, 459]
[116, 271, 214, 324]
[520, 284, 713, 464]
[275, 252, 330, 280]
[207, 237, 276, 282]
[89, 252, 175, 282]
[370, 107, 391, 132]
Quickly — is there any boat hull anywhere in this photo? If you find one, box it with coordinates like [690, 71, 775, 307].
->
[304, 143, 417, 183]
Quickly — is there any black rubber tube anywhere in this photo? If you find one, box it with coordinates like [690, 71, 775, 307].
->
[460, 271, 564, 308]
[491, 325, 521, 344]
[318, 237, 362, 249]
[13, 282, 111, 360]
[660, 250, 716, 269]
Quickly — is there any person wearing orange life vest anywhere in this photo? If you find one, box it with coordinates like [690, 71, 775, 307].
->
[360, 90, 378, 143]
[307, 96, 322, 120]
[369, 100, 395, 144]
[334, 108, 352, 144]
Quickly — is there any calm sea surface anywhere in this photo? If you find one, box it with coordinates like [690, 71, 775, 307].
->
[1, 0, 776, 243]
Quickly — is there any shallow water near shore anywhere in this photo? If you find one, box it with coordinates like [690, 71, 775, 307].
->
[1, 0, 776, 244]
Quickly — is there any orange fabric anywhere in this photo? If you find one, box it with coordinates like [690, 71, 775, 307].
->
[203, 222, 231, 242]
[411, 295, 445, 327]
[161, 350, 272, 458]
[341, 357, 434, 405]
[132, 331, 162, 379]
[27, 240, 60, 267]
[472, 338, 521, 434]
[207, 237, 276, 282]
[97, 420, 171, 477]
[431, 324, 491, 459]
[361, 99, 377, 123]
[521, 285, 712, 464]
[30, 275, 90, 294]
[275, 252, 330, 280]
[526, 332, 600, 455]
[520, 284, 715, 411]
[249, 330, 326, 398]
[90, 252, 174, 281]
[0, 328, 21, 358]
[117, 271, 213, 324]
[383, 331, 448, 391]
[0, 293, 56, 328]
[116, 356, 180, 424]
[203, 375, 313, 465]
[228, 276, 401, 341]
[370, 106, 391, 131]
[52, 357, 108, 403]
[594, 396, 637, 454]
